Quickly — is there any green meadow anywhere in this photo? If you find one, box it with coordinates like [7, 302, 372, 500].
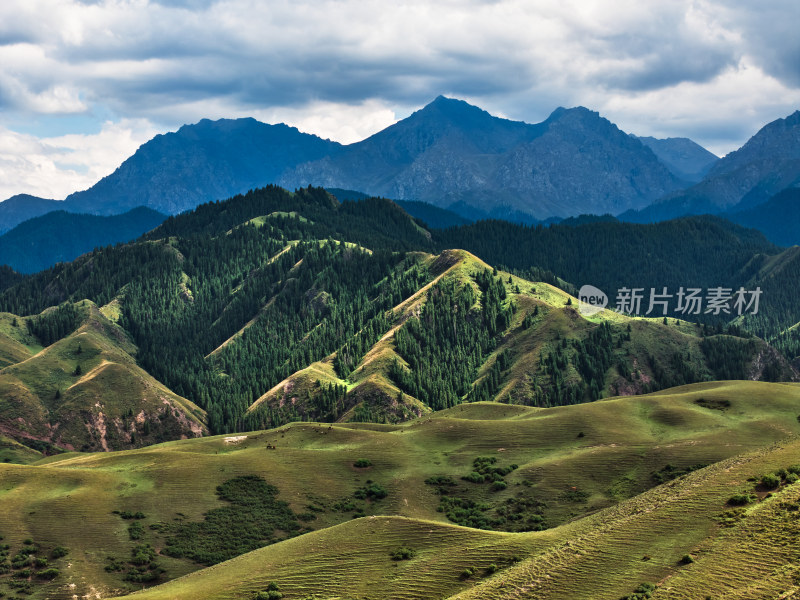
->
[1, 379, 799, 599]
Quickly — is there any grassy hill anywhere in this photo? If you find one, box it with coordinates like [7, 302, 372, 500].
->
[245, 247, 795, 429]
[108, 431, 800, 600]
[0, 301, 207, 453]
[0, 380, 799, 598]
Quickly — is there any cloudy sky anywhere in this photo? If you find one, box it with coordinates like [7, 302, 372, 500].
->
[1, 0, 798, 200]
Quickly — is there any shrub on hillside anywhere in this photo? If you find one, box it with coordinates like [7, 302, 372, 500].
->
[37, 567, 60, 579]
[462, 471, 485, 484]
[390, 547, 416, 560]
[559, 489, 589, 503]
[128, 521, 145, 540]
[727, 494, 755, 506]
[162, 476, 301, 566]
[424, 475, 457, 487]
[761, 473, 781, 489]
[116, 510, 147, 519]
[255, 581, 283, 599]
[354, 483, 387, 500]
[353, 459, 372, 468]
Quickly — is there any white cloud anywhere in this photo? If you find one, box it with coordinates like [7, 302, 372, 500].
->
[597, 59, 800, 156]
[0, 119, 157, 200]
[255, 100, 400, 145]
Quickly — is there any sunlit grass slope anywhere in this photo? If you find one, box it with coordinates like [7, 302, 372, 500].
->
[112, 435, 800, 600]
[0, 380, 798, 598]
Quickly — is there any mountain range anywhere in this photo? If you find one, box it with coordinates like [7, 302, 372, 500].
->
[278, 98, 685, 218]
[6, 95, 788, 233]
[2, 184, 798, 449]
[0, 96, 797, 272]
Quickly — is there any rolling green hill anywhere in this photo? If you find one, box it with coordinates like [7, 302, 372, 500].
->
[1, 381, 799, 599]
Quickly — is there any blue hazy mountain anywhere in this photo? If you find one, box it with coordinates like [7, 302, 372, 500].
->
[4, 97, 795, 227]
[63, 118, 344, 216]
[0, 207, 166, 273]
[633, 135, 719, 183]
[0, 194, 63, 234]
[280, 97, 683, 218]
[0, 120, 342, 229]
[624, 110, 800, 222]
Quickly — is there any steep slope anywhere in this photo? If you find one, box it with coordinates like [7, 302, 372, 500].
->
[243, 247, 796, 429]
[281, 97, 683, 218]
[0, 300, 206, 451]
[0, 207, 166, 273]
[627, 109, 800, 221]
[733, 244, 800, 361]
[634, 135, 719, 182]
[283, 96, 539, 192]
[492, 107, 683, 217]
[712, 109, 800, 210]
[63, 118, 343, 215]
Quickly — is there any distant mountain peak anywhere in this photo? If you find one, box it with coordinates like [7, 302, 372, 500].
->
[547, 106, 602, 122]
[410, 95, 504, 126]
[634, 135, 719, 183]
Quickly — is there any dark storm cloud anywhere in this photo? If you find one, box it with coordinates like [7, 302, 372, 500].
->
[1, 0, 791, 120]
[721, 1, 800, 86]
[592, 33, 739, 92]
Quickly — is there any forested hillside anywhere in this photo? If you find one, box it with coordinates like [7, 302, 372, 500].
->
[0, 185, 794, 449]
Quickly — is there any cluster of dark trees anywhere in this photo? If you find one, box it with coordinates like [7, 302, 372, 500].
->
[388, 271, 514, 410]
[26, 302, 83, 346]
[0, 187, 437, 434]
